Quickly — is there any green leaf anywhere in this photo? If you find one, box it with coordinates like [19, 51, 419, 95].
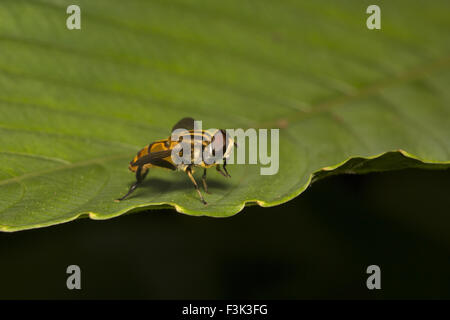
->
[1, 0, 449, 232]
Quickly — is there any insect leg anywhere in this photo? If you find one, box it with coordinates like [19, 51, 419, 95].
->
[141, 168, 149, 181]
[222, 159, 231, 178]
[202, 168, 210, 194]
[186, 166, 207, 205]
[216, 165, 228, 178]
[115, 166, 148, 202]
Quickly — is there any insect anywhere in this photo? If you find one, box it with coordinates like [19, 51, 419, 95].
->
[115, 117, 236, 204]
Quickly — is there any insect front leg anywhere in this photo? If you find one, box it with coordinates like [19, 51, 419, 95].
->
[202, 168, 210, 194]
[216, 165, 227, 177]
[216, 159, 231, 178]
[115, 166, 148, 202]
[222, 158, 231, 178]
[186, 166, 207, 205]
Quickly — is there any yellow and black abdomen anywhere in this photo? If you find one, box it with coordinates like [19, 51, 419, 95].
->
[128, 139, 176, 172]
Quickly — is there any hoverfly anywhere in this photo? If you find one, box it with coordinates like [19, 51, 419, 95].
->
[115, 117, 236, 204]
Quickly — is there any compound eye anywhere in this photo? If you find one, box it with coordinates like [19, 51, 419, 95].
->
[208, 132, 224, 158]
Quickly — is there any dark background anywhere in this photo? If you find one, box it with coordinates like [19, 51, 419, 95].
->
[1, 168, 449, 299]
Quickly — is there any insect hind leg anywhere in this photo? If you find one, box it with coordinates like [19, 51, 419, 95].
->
[115, 166, 149, 202]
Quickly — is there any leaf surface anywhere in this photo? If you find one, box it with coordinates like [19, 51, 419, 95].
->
[0, 0, 449, 231]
